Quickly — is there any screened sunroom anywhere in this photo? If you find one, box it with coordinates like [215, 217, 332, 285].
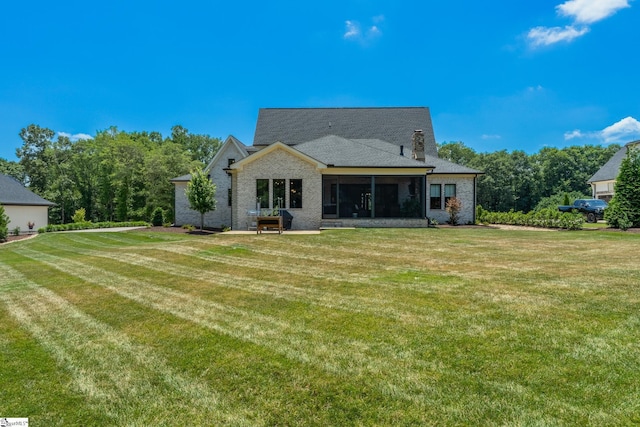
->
[322, 175, 425, 219]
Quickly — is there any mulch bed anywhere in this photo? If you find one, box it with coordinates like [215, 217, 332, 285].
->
[3, 233, 38, 244]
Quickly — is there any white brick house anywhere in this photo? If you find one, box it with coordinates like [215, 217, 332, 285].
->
[171, 135, 247, 229]
[173, 108, 482, 229]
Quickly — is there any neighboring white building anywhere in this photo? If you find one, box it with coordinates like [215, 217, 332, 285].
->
[173, 107, 482, 230]
[588, 140, 640, 202]
[0, 173, 54, 233]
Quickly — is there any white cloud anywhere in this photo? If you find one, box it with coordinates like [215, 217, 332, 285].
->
[564, 117, 640, 143]
[527, 25, 589, 47]
[367, 25, 381, 37]
[557, 0, 631, 24]
[527, 0, 631, 48]
[601, 116, 640, 143]
[57, 131, 93, 141]
[481, 134, 502, 140]
[343, 20, 360, 39]
[344, 16, 383, 42]
[564, 129, 587, 140]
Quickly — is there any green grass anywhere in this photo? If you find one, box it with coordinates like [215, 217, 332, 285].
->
[1, 228, 640, 426]
[582, 221, 611, 229]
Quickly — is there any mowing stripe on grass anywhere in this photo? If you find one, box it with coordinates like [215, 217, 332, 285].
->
[98, 249, 447, 325]
[13, 246, 455, 405]
[155, 239, 464, 296]
[0, 263, 254, 426]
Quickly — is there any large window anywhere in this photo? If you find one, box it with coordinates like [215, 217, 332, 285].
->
[444, 184, 456, 207]
[273, 179, 285, 209]
[256, 179, 269, 209]
[290, 179, 302, 208]
[430, 184, 442, 210]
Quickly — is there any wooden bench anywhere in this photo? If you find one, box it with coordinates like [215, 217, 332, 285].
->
[256, 216, 283, 234]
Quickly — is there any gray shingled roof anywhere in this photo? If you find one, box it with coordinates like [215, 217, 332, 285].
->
[292, 136, 482, 174]
[170, 174, 192, 182]
[252, 107, 438, 157]
[588, 140, 640, 183]
[295, 136, 434, 168]
[423, 155, 483, 174]
[0, 174, 55, 206]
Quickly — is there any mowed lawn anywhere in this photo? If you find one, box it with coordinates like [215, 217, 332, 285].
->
[1, 228, 639, 426]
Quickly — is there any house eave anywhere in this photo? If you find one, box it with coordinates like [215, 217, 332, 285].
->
[321, 166, 432, 175]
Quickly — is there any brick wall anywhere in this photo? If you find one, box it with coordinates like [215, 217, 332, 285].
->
[426, 174, 477, 225]
[232, 148, 322, 230]
[174, 143, 244, 228]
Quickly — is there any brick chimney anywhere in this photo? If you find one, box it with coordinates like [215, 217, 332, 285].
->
[412, 130, 425, 162]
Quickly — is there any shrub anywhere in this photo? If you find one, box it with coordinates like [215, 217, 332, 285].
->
[41, 221, 149, 233]
[445, 197, 462, 225]
[72, 208, 86, 223]
[12, 226, 20, 236]
[0, 205, 9, 242]
[605, 200, 632, 230]
[477, 208, 584, 230]
[150, 207, 165, 226]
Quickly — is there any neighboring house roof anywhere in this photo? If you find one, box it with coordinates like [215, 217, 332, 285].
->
[252, 107, 438, 157]
[0, 174, 55, 206]
[294, 135, 435, 168]
[588, 140, 640, 183]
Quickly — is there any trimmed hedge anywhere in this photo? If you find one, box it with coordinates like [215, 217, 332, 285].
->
[477, 207, 584, 230]
[41, 221, 150, 233]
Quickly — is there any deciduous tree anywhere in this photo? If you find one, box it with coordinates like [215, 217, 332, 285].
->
[185, 167, 216, 230]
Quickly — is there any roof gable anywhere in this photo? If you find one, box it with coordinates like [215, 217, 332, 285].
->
[204, 135, 248, 173]
[230, 141, 326, 171]
[171, 135, 248, 182]
[252, 107, 438, 157]
[0, 174, 55, 206]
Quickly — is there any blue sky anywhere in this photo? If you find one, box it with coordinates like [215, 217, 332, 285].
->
[1, 0, 639, 162]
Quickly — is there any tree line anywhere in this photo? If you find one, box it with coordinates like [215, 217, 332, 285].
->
[1, 126, 622, 225]
[438, 141, 621, 212]
[0, 124, 221, 224]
